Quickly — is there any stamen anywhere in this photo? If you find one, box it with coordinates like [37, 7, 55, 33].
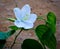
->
[23, 14, 29, 20]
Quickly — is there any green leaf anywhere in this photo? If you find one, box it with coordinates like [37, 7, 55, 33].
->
[6, 30, 16, 39]
[43, 35, 57, 49]
[41, 35, 56, 49]
[35, 25, 49, 48]
[9, 26, 19, 30]
[35, 25, 57, 49]
[0, 40, 6, 49]
[46, 12, 56, 33]
[21, 39, 44, 49]
[47, 12, 56, 25]
[35, 25, 50, 39]
[0, 30, 16, 40]
[0, 30, 16, 49]
[7, 18, 16, 22]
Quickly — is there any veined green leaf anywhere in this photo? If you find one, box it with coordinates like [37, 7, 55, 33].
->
[35, 24, 57, 49]
[47, 35, 57, 49]
[35, 25, 50, 39]
[41, 35, 57, 49]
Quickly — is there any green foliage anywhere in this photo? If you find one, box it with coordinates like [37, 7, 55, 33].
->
[0, 40, 6, 49]
[7, 18, 16, 22]
[42, 34, 56, 49]
[47, 12, 56, 25]
[0, 30, 15, 40]
[46, 12, 56, 34]
[0, 30, 16, 49]
[35, 12, 56, 49]
[6, 30, 16, 39]
[35, 24, 56, 49]
[0, 12, 56, 49]
[9, 26, 19, 30]
[21, 39, 43, 49]
[35, 25, 49, 39]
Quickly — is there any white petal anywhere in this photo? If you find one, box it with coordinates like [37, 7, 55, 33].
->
[21, 4, 31, 17]
[25, 14, 37, 23]
[14, 20, 33, 29]
[14, 20, 25, 28]
[13, 8, 22, 20]
[23, 22, 34, 29]
[14, 19, 34, 29]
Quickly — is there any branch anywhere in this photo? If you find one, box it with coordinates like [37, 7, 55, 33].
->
[10, 28, 23, 49]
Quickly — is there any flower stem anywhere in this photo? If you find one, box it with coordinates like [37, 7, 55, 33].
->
[10, 28, 23, 49]
[37, 16, 46, 21]
[37, 16, 47, 23]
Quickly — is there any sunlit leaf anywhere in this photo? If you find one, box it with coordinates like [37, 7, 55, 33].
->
[46, 12, 56, 33]
[47, 12, 56, 25]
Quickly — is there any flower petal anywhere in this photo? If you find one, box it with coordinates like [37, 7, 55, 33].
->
[25, 14, 37, 23]
[23, 22, 34, 29]
[14, 20, 25, 28]
[21, 4, 31, 17]
[14, 20, 33, 29]
[13, 8, 22, 20]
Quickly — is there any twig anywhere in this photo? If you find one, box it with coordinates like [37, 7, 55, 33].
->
[10, 0, 20, 49]
[10, 28, 23, 49]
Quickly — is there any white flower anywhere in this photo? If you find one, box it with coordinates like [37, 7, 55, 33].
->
[13, 4, 37, 29]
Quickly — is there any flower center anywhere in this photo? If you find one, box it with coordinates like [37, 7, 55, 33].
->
[23, 14, 29, 20]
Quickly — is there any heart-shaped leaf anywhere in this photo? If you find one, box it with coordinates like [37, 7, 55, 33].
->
[35, 25, 51, 39]
[21, 39, 44, 49]
[35, 25, 57, 49]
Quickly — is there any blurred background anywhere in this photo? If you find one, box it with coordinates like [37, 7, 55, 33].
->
[0, 0, 60, 49]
